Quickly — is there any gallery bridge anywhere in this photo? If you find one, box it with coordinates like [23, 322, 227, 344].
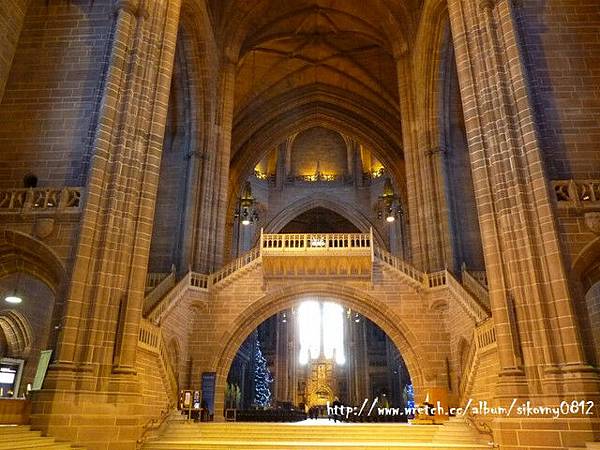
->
[136, 232, 497, 432]
[143, 231, 490, 326]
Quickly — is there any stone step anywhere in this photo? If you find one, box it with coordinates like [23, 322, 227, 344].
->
[143, 440, 490, 449]
[0, 425, 80, 449]
[143, 421, 492, 449]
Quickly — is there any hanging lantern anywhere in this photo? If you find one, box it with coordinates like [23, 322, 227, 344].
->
[377, 178, 403, 223]
[4, 272, 23, 304]
[235, 181, 259, 226]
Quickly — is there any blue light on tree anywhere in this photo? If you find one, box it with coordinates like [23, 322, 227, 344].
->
[254, 339, 273, 408]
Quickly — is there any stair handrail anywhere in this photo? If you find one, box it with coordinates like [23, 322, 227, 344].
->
[372, 245, 425, 285]
[144, 269, 177, 315]
[459, 318, 497, 401]
[146, 272, 191, 323]
[137, 319, 178, 405]
[209, 246, 261, 286]
[136, 403, 175, 449]
[158, 333, 179, 402]
[445, 271, 491, 323]
[461, 267, 491, 310]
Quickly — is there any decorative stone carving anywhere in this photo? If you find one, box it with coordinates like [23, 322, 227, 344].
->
[33, 218, 55, 240]
[584, 212, 600, 234]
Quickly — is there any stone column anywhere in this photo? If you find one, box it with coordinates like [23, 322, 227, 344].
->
[275, 139, 291, 191]
[0, 0, 29, 103]
[397, 58, 452, 272]
[447, 0, 598, 403]
[52, 0, 180, 378]
[193, 61, 236, 272]
[31, 0, 181, 446]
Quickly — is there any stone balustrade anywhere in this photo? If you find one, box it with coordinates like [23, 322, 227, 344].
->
[0, 187, 83, 212]
[459, 318, 497, 400]
[461, 268, 491, 311]
[261, 231, 372, 253]
[137, 318, 178, 401]
[552, 179, 600, 208]
[145, 232, 492, 328]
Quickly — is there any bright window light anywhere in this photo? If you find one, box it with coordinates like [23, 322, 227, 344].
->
[297, 300, 345, 365]
[323, 302, 345, 365]
[298, 301, 321, 365]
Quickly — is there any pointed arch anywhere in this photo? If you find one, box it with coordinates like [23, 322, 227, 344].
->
[0, 310, 33, 357]
[264, 194, 386, 248]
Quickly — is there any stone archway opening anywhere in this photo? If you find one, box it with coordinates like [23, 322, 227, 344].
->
[225, 299, 414, 420]
[209, 284, 429, 422]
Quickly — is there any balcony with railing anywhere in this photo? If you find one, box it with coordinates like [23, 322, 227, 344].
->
[260, 231, 373, 278]
[0, 187, 83, 214]
[552, 179, 600, 209]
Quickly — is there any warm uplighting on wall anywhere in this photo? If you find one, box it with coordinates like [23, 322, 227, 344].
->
[254, 169, 269, 180]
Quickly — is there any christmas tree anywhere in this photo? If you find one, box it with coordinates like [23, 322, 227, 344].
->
[253, 339, 273, 408]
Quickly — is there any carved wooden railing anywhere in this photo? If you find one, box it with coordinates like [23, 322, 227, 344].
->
[552, 179, 600, 208]
[0, 187, 83, 211]
[459, 318, 497, 403]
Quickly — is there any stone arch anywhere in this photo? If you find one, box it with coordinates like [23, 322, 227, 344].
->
[571, 236, 600, 366]
[0, 230, 66, 295]
[572, 236, 600, 291]
[0, 310, 33, 357]
[231, 87, 404, 193]
[211, 283, 432, 417]
[263, 195, 386, 248]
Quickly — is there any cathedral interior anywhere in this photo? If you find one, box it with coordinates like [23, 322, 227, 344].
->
[0, 0, 599, 449]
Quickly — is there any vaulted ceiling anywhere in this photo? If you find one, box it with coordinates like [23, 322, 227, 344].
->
[192, 0, 435, 200]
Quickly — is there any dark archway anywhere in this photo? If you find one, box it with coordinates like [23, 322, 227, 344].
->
[280, 208, 361, 234]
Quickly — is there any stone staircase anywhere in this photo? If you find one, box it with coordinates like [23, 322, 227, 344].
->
[142, 419, 493, 449]
[0, 425, 82, 449]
